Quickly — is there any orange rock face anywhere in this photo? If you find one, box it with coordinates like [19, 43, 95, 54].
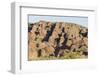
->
[28, 21, 88, 60]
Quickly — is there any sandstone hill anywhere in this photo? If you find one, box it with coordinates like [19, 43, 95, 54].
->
[28, 21, 88, 60]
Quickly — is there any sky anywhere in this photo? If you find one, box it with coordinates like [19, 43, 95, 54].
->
[28, 15, 88, 27]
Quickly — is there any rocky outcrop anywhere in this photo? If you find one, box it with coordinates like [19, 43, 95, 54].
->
[28, 21, 88, 60]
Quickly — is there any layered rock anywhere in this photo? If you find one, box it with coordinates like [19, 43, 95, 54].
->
[28, 21, 88, 60]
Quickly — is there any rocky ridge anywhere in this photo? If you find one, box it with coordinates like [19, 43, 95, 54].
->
[28, 21, 88, 60]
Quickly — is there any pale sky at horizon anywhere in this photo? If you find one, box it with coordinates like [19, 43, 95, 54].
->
[28, 15, 88, 27]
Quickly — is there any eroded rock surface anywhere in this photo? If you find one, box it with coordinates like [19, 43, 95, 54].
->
[28, 21, 88, 60]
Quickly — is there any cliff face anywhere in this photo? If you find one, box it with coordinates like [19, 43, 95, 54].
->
[28, 21, 88, 60]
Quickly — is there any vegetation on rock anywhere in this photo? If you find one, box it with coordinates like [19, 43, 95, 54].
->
[28, 21, 88, 61]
